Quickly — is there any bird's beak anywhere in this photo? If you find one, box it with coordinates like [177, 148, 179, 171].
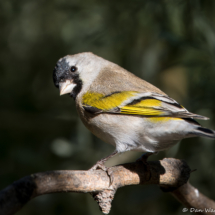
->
[59, 80, 76, 96]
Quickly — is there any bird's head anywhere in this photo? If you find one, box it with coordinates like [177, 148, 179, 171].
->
[53, 52, 107, 99]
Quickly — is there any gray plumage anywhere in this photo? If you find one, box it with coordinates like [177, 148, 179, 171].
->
[53, 52, 215, 168]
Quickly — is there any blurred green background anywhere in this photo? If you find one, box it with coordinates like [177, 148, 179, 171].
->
[1, 0, 215, 214]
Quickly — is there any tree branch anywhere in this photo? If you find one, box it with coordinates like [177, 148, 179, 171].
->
[0, 158, 214, 215]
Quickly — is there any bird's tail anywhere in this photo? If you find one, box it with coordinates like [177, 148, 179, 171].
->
[194, 127, 215, 139]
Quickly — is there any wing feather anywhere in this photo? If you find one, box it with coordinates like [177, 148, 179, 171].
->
[82, 91, 209, 120]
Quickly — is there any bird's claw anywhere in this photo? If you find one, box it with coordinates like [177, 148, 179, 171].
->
[107, 167, 115, 185]
[89, 163, 115, 186]
[88, 161, 107, 171]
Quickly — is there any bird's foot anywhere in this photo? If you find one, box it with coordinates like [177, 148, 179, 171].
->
[88, 151, 118, 186]
[136, 152, 155, 164]
[89, 162, 115, 186]
[88, 161, 107, 171]
[136, 152, 156, 181]
[88, 151, 118, 172]
[106, 167, 115, 185]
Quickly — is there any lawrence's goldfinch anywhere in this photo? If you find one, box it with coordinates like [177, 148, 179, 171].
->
[53, 52, 215, 170]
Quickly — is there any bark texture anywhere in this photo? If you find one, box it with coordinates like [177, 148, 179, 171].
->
[0, 158, 214, 215]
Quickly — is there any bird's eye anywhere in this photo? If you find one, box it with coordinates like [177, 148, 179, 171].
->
[70, 66, 77, 72]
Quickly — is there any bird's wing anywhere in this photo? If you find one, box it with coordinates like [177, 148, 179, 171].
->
[82, 91, 208, 120]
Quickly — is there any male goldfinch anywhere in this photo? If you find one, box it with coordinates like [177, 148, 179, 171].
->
[53, 52, 215, 170]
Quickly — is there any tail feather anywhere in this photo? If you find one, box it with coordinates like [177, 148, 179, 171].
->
[186, 112, 209, 120]
[196, 127, 215, 138]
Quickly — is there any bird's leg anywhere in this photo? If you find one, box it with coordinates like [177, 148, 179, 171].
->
[136, 152, 157, 181]
[88, 151, 118, 171]
[136, 152, 156, 163]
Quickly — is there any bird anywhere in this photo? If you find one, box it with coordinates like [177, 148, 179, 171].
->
[53, 52, 215, 171]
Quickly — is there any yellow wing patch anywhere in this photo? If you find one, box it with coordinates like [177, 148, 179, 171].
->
[147, 117, 182, 123]
[136, 99, 161, 107]
[83, 92, 165, 116]
[82, 91, 206, 121]
[82, 91, 137, 110]
[121, 99, 163, 116]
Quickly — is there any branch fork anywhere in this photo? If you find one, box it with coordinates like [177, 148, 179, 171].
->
[0, 158, 215, 215]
